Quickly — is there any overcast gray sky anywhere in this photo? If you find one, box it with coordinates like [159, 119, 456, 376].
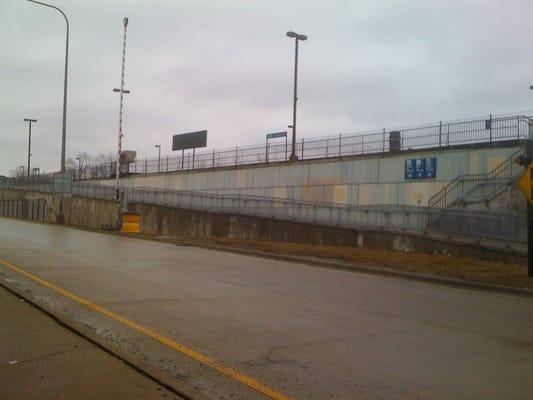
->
[1, 0, 533, 175]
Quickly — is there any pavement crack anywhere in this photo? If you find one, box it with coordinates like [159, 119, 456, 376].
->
[4, 345, 94, 365]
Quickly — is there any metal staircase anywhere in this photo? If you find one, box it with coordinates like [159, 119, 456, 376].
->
[428, 147, 525, 209]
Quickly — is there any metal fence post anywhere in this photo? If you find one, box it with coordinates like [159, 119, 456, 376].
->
[235, 147, 238, 166]
[382, 128, 385, 154]
[212, 149, 215, 168]
[338, 133, 342, 158]
[285, 135, 288, 161]
[439, 121, 442, 149]
[301, 138, 305, 159]
[489, 114, 493, 143]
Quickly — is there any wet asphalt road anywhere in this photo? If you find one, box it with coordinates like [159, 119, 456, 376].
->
[0, 217, 532, 399]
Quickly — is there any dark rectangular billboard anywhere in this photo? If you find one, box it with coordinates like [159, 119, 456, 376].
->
[172, 130, 207, 151]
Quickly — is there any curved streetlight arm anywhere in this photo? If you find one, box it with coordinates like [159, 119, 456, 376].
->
[27, 0, 69, 26]
[26, 0, 69, 173]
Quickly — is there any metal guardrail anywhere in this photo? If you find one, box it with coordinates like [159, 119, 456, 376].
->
[121, 187, 526, 244]
[64, 114, 530, 180]
[1, 181, 526, 245]
[428, 147, 526, 208]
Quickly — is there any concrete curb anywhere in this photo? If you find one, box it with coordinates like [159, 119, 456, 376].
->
[154, 237, 533, 298]
[0, 280, 210, 400]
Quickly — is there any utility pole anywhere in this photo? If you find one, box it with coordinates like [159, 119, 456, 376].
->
[286, 31, 307, 161]
[113, 17, 130, 199]
[23, 118, 37, 181]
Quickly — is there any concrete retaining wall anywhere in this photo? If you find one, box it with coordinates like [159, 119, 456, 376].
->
[131, 203, 358, 246]
[62, 197, 121, 229]
[358, 231, 524, 265]
[0, 188, 524, 264]
[133, 203, 524, 263]
[98, 144, 519, 209]
[0, 188, 59, 223]
[0, 189, 121, 229]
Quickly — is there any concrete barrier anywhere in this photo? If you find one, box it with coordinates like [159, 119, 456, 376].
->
[0, 187, 525, 264]
[130, 203, 357, 246]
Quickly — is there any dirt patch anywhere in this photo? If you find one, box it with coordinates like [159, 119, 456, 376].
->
[170, 237, 533, 289]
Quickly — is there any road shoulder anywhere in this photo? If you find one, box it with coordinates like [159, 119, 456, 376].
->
[0, 282, 207, 400]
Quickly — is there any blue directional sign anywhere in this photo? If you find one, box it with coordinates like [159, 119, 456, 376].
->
[424, 157, 437, 179]
[405, 159, 416, 179]
[405, 157, 437, 180]
[415, 158, 425, 179]
[266, 131, 287, 140]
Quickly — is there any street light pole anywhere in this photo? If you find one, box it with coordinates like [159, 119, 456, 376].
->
[26, 0, 69, 172]
[113, 17, 130, 200]
[23, 119, 37, 181]
[155, 145, 161, 172]
[286, 31, 307, 162]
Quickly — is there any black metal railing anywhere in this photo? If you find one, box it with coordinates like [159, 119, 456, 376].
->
[63, 113, 530, 180]
[428, 147, 526, 208]
[1, 180, 526, 245]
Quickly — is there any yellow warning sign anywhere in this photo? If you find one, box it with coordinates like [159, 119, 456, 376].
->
[518, 164, 533, 206]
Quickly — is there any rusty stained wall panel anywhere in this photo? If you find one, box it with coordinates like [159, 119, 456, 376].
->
[100, 145, 519, 207]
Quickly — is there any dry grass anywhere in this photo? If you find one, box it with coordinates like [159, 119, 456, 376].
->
[179, 237, 533, 289]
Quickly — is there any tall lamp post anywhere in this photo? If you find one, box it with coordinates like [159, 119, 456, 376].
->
[27, 0, 69, 172]
[155, 145, 161, 172]
[23, 118, 37, 181]
[286, 31, 307, 161]
[113, 17, 130, 199]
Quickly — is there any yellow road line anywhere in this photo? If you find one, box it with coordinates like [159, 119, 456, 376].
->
[0, 256, 292, 400]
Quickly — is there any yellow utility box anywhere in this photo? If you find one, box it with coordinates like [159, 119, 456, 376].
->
[121, 213, 141, 233]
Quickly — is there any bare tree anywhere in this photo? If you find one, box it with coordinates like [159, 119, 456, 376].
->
[65, 157, 77, 170]
[9, 166, 26, 180]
